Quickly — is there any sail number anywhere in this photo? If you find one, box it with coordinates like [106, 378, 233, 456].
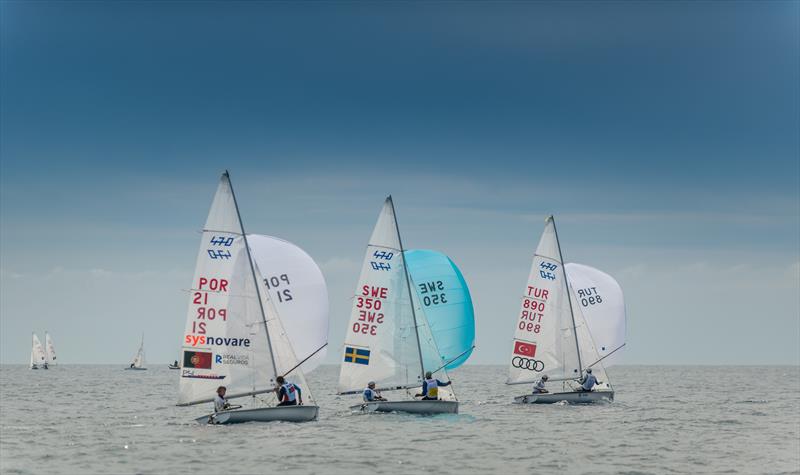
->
[418, 280, 447, 307]
[353, 286, 388, 336]
[263, 274, 293, 303]
[519, 286, 549, 335]
[189, 277, 230, 336]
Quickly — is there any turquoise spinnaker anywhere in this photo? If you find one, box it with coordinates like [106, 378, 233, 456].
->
[405, 249, 475, 370]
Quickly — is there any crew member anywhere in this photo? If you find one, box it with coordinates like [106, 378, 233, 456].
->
[578, 368, 599, 392]
[363, 381, 386, 402]
[214, 386, 231, 412]
[275, 376, 303, 406]
[416, 371, 452, 400]
[532, 374, 549, 393]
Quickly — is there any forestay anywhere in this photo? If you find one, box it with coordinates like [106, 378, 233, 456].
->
[31, 333, 45, 368]
[178, 174, 275, 405]
[247, 234, 328, 372]
[566, 263, 626, 367]
[405, 250, 475, 370]
[338, 198, 424, 394]
[507, 216, 582, 385]
[45, 332, 57, 366]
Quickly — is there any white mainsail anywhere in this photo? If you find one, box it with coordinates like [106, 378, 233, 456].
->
[565, 263, 626, 367]
[30, 333, 45, 368]
[45, 332, 57, 366]
[338, 197, 452, 397]
[247, 234, 328, 373]
[130, 334, 146, 369]
[178, 172, 315, 406]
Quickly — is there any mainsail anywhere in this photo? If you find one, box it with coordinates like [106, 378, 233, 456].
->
[178, 172, 315, 406]
[45, 332, 57, 366]
[405, 250, 475, 370]
[565, 263, 626, 367]
[30, 333, 45, 368]
[507, 216, 613, 390]
[131, 334, 146, 368]
[338, 197, 454, 396]
[247, 234, 329, 373]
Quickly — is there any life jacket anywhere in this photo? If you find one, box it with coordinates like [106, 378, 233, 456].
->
[281, 383, 297, 402]
[424, 378, 439, 398]
[363, 388, 374, 402]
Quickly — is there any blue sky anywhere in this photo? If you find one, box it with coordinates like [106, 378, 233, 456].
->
[1, 1, 798, 365]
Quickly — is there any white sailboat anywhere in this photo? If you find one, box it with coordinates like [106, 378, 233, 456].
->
[30, 333, 45, 370]
[177, 171, 323, 424]
[44, 332, 57, 369]
[125, 334, 147, 370]
[338, 197, 460, 415]
[507, 216, 617, 404]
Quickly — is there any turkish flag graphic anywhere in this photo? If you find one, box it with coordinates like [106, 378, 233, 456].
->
[514, 340, 537, 357]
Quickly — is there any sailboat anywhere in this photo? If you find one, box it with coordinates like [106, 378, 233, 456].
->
[125, 334, 147, 370]
[337, 197, 474, 415]
[177, 171, 324, 424]
[507, 216, 618, 404]
[44, 332, 57, 369]
[30, 333, 45, 370]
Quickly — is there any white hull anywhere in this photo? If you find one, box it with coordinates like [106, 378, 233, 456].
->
[350, 400, 458, 415]
[168, 365, 180, 370]
[196, 405, 319, 424]
[124, 367, 147, 371]
[514, 391, 614, 404]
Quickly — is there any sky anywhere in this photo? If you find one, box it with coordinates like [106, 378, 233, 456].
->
[1, 1, 798, 366]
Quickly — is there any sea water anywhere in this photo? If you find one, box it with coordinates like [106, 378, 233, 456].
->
[1, 365, 798, 474]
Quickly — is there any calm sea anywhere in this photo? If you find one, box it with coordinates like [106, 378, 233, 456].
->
[1, 365, 798, 474]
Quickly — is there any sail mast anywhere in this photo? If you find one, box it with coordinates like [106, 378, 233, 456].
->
[225, 170, 279, 380]
[550, 215, 583, 374]
[388, 196, 426, 380]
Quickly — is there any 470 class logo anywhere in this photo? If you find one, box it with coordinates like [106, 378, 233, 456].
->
[512, 356, 545, 372]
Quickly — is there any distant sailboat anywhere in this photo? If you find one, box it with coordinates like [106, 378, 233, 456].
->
[177, 171, 326, 424]
[507, 216, 620, 404]
[30, 333, 45, 370]
[125, 334, 147, 370]
[337, 197, 475, 415]
[168, 360, 180, 369]
[44, 332, 57, 369]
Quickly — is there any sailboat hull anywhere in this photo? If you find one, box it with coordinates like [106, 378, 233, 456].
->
[168, 365, 180, 370]
[124, 367, 147, 371]
[196, 405, 319, 424]
[514, 391, 614, 404]
[350, 400, 459, 415]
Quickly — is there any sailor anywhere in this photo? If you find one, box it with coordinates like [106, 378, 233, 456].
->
[275, 376, 303, 406]
[129, 363, 135, 369]
[214, 386, 231, 412]
[578, 368, 599, 392]
[173, 360, 179, 367]
[416, 371, 452, 400]
[532, 374, 549, 394]
[363, 381, 386, 402]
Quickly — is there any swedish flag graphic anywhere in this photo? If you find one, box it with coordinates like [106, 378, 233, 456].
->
[343, 346, 370, 365]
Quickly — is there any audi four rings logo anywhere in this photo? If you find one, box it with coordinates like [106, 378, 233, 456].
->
[512, 356, 545, 372]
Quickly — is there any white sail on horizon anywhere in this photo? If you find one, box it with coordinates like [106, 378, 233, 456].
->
[45, 332, 57, 366]
[30, 333, 45, 369]
[130, 334, 146, 369]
